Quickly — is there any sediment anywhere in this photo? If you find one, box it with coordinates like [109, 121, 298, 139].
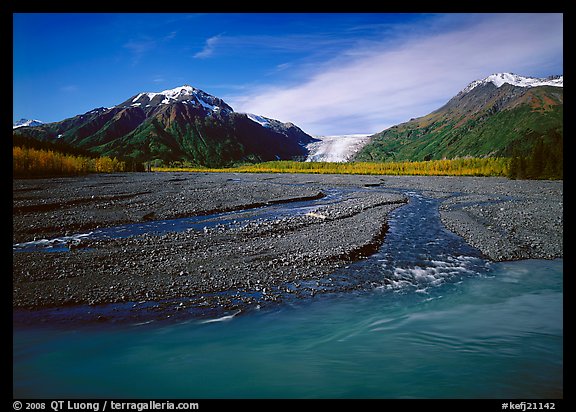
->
[12, 172, 563, 317]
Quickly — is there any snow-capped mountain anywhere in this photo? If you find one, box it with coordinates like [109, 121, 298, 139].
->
[461, 73, 563, 95]
[12, 85, 316, 167]
[118, 85, 234, 113]
[356, 73, 563, 162]
[13, 118, 44, 129]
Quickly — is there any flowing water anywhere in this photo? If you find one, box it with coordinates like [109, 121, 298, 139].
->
[12, 188, 344, 253]
[12, 189, 563, 398]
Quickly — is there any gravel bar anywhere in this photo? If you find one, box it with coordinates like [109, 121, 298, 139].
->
[13, 173, 562, 316]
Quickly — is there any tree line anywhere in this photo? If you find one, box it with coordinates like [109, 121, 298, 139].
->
[508, 132, 563, 180]
[13, 146, 127, 177]
[12, 134, 145, 176]
[152, 157, 512, 177]
[13, 132, 562, 179]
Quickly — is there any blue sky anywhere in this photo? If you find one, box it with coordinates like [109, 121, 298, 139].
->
[13, 13, 563, 135]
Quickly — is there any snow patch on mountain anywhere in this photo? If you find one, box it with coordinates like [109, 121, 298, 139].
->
[127, 85, 229, 112]
[246, 113, 271, 127]
[13, 118, 44, 129]
[132, 85, 196, 103]
[306, 134, 372, 162]
[462, 73, 563, 94]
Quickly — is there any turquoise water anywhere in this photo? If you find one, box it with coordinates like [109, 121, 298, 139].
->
[13, 258, 562, 398]
[13, 190, 563, 398]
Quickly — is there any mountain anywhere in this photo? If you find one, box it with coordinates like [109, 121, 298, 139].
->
[13, 85, 317, 167]
[355, 73, 563, 162]
[460, 73, 563, 93]
[13, 118, 44, 129]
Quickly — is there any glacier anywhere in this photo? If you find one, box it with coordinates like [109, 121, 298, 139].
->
[305, 134, 372, 162]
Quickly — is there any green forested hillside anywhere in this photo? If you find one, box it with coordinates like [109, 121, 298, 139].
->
[355, 85, 563, 173]
[12, 86, 316, 168]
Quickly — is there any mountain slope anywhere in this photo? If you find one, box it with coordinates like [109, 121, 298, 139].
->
[13, 85, 316, 167]
[13, 119, 44, 129]
[355, 73, 563, 162]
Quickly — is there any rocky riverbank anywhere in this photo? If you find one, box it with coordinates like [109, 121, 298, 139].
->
[12, 173, 562, 319]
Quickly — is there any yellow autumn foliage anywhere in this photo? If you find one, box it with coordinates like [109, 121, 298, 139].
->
[152, 158, 510, 177]
[13, 146, 126, 177]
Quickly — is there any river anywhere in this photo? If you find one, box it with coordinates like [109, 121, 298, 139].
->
[12, 188, 563, 398]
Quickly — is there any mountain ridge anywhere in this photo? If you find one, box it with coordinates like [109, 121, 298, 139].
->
[14, 73, 563, 169]
[459, 73, 563, 95]
[355, 72, 563, 163]
[13, 118, 44, 129]
[13, 85, 317, 167]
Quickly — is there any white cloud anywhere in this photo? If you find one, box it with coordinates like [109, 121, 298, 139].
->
[230, 14, 563, 135]
[194, 35, 223, 59]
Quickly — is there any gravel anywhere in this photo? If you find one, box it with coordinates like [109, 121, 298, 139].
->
[13, 172, 562, 319]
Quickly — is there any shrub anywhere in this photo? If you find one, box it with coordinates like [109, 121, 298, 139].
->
[13, 146, 126, 177]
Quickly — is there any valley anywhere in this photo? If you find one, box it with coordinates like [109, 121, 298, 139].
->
[13, 13, 564, 399]
[12, 72, 565, 320]
[13, 73, 563, 180]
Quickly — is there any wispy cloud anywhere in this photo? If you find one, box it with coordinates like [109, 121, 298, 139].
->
[123, 31, 178, 64]
[123, 37, 157, 64]
[230, 14, 563, 135]
[164, 31, 177, 41]
[194, 34, 223, 59]
[275, 63, 292, 71]
[193, 31, 364, 60]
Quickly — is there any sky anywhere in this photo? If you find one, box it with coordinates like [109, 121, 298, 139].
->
[13, 13, 563, 136]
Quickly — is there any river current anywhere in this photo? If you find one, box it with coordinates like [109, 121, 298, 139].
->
[13, 189, 563, 398]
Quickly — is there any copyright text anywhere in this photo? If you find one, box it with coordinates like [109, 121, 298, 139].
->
[12, 401, 199, 412]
